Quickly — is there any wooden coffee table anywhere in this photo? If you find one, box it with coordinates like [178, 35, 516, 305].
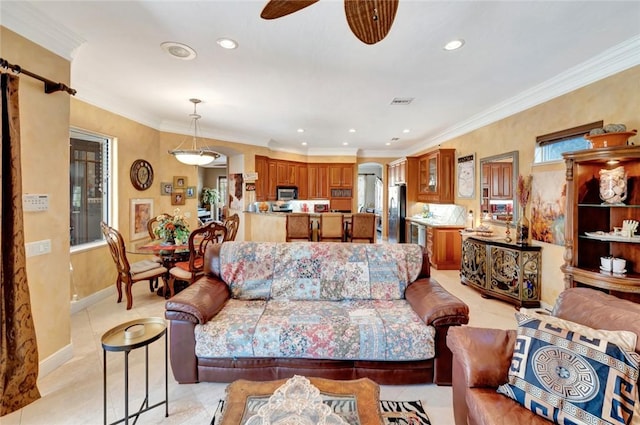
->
[219, 376, 382, 424]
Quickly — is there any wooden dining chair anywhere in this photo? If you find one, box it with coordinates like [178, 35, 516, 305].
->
[167, 221, 227, 298]
[146, 213, 174, 265]
[147, 214, 173, 239]
[286, 213, 312, 241]
[318, 213, 345, 242]
[348, 213, 376, 243]
[100, 222, 168, 310]
[223, 213, 240, 241]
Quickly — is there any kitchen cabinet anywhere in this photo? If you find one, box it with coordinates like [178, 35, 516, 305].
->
[329, 164, 354, 188]
[426, 226, 464, 270]
[255, 155, 269, 202]
[267, 160, 278, 201]
[388, 159, 406, 185]
[297, 164, 308, 200]
[308, 164, 329, 199]
[405, 218, 462, 270]
[561, 146, 640, 302]
[417, 149, 455, 204]
[461, 235, 541, 308]
[276, 161, 296, 186]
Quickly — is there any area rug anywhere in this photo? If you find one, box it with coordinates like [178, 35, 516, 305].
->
[211, 398, 432, 425]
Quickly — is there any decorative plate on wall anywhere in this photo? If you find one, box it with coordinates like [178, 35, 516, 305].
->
[130, 159, 154, 190]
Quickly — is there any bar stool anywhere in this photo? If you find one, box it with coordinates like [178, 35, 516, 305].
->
[286, 213, 312, 241]
[348, 213, 376, 243]
[318, 213, 345, 242]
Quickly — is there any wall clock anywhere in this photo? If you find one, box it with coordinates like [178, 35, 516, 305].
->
[130, 159, 154, 190]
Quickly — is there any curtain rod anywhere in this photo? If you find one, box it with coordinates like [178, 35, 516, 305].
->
[0, 58, 76, 96]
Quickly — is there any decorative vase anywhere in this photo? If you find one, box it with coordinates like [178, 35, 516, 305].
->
[515, 208, 530, 245]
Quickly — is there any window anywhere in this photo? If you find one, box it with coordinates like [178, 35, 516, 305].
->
[534, 121, 602, 164]
[70, 129, 111, 247]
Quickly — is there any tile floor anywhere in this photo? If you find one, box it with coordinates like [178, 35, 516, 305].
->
[4, 269, 517, 425]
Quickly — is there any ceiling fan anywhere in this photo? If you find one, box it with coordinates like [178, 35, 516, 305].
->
[260, 0, 399, 45]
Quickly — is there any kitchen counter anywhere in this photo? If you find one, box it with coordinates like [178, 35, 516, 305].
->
[405, 216, 465, 228]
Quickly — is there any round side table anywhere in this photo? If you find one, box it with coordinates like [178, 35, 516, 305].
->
[102, 317, 168, 425]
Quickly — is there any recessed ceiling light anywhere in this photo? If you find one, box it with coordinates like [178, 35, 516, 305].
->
[444, 39, 465, 51]
[216, 38, 238, 49]
[402, 129, 410, 133]
[297, 128, 305, 133]
[342, 142, 349, 146]
[160, 42, 197, 60]
[385, 142, 391, 146]
[301, 142, 307, 146]
[348, 128, 356, 133]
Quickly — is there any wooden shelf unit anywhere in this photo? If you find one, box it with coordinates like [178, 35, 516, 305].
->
[562, 146, 640, 302]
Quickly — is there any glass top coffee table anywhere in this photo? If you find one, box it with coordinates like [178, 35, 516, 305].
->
[218, 375, 382, 425]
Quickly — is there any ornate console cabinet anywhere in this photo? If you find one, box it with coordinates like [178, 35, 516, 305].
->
[461, 236, 542, 308]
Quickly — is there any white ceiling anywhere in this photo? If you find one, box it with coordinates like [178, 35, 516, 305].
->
[3, 1, 640, 159]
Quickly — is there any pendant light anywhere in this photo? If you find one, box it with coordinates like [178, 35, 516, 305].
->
[168, 98, 220, 166]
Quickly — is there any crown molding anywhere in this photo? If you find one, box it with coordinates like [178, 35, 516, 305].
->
[411, 35, 640, 154]
[1, 2, 85, 60]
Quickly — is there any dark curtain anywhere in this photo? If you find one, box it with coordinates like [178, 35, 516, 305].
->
[0, 72, 41, 415]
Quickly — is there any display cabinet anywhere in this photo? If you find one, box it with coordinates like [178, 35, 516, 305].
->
[417, 149, 455, 204]
[562, 145, 640, 301]
[461, 236, 541, 308]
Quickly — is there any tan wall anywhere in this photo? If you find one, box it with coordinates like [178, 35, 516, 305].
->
[2, 28, 72, 360]
[437, 65, 640, 306]
[8, 18, 640, 366]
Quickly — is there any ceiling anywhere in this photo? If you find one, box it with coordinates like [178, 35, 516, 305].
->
[3, 1, 640, 159]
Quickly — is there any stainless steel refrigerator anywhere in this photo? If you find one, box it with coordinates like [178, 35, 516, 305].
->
[388, 184, 406, 243]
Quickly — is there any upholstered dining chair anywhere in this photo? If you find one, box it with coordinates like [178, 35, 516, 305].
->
[286, 213, 312, 241]
[167, 221, 227, 298]
[223, 213, 240, 241]
[348, 213, 376, 243]
[100, 222, 168, 310]
[318, 213, 345, 242]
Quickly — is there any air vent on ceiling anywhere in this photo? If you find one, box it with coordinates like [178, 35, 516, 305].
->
[390, 97, 414, 105]
[391, 137, 400, 141]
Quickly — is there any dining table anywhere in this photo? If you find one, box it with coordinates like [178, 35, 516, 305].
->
[129, 239, 191, 297]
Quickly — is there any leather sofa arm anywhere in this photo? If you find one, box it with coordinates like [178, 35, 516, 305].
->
[405, 278, 469, 326]
[165, 276, 230, 324]
[446, 326, 516, 388]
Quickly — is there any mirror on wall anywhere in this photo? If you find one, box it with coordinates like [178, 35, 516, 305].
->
[479, 151, 519, 225]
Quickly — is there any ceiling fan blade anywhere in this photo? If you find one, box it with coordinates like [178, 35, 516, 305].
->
[260, 0, 320, 19]
[344, 0, 399, 45]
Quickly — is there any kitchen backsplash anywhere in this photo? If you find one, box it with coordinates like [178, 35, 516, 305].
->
[418, 204, 466, 225]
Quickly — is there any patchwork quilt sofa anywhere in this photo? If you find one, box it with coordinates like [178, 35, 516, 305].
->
[165, 241, 469, 385]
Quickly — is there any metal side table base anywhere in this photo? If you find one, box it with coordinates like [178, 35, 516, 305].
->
[102, 317, 168, 425]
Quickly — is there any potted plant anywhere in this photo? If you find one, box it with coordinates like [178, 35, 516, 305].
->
[201, 187, 220, 221]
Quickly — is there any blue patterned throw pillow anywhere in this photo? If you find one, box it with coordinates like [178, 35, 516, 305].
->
[497, 312, 640, 425]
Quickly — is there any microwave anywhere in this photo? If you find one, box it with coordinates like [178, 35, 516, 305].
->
[276, 186, 298, 201]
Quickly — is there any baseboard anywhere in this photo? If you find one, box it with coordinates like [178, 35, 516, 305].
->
[38, 343, 73, 380]
[70, 286, 114, 315]
[540, 300, 553, 313]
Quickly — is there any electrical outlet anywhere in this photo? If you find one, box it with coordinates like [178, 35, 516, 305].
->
[25, 239, 52, 257]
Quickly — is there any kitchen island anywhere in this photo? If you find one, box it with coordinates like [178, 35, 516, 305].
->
[405, 217, 464, 270]
[244, 211, 377, 242]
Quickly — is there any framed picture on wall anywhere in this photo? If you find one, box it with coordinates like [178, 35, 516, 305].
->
[457, 153, 475, 199]
[160, 182, 173, 196]
[130, 198, 154, 240]
[185, 186, 196, 198]
[171, 191, 186, 206]
[173, 176, 187, 190]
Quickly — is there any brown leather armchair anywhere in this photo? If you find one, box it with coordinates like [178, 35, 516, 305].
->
[446, 288, 640, 425]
